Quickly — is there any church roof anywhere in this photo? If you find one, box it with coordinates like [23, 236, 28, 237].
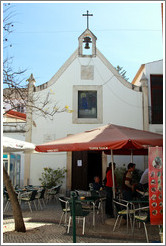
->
[132, 64, 145, 85]
[78, 28, 97, 40]
[132, 59, 163, 85]
[35, 47, 141, 92]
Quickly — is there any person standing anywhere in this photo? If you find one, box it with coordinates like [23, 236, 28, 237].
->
[122, 163, 136, 201]
[105, 162, 117, 218]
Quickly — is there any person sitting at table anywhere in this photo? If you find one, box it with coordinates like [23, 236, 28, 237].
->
[93, 176, 103, 191]
[122, 163, 136, 201]
[135, 168, 149, 197]
[139, 168, 149, 191]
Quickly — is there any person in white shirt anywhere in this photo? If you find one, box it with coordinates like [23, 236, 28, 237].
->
[136, 168, 149, 192]
[140, 168, 149, 186]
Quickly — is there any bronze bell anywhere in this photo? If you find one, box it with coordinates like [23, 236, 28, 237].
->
[83, 36, 92, 49]
[85, 42, 90, 49]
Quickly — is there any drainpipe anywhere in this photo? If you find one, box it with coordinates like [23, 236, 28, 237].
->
[140, 73, 149, 170]
[140, 73, 149, 131]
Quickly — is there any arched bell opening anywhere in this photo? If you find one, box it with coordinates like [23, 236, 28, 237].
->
[78, 29, 97, 57]
[82, 36, 92, 56]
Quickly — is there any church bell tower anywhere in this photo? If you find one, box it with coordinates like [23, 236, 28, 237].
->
[78, 11, 97, 57]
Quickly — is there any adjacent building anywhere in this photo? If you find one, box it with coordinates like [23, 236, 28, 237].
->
[132, 60, 163, 134]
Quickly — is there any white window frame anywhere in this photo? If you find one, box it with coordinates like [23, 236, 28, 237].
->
[72, 85, 103, 124]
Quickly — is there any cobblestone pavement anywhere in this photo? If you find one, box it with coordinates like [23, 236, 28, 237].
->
[3, 222, 136, 244]
[3, 199, 161, 244]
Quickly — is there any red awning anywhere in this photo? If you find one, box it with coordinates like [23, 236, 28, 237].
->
[35, 124, 163, 153]
[104, 149, 149, 155]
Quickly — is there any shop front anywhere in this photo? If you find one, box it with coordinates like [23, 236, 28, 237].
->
[3, 153, 21, 187]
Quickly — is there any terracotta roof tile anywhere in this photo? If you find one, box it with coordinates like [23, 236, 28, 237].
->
[6, 110, 26, 121]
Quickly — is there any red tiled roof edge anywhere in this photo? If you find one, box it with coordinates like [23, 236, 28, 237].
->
[6, 110, 26, 121]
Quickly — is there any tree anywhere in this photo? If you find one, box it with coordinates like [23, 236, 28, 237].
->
[3, 3, 27, 233]
[3, 4, 72, 233]
[3, 167, 26, 232]
[3, 3, 15, 48]
[115, 65, 129, 82]
[3, 4, 71, 119]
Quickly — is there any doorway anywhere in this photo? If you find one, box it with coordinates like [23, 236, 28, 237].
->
[72, 151, 102, 190]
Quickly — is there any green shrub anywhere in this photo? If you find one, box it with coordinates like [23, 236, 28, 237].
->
[39, 167, 67, 188]
[115, 164, 126, 189]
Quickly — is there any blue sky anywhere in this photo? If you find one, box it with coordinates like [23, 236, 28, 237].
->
[3, 1, 163, 86]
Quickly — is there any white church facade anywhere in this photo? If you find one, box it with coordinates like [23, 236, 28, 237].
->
[26, 27, 149, 192]
[3, 11, 162, 191]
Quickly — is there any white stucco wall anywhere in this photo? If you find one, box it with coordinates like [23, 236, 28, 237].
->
[30, 53, 143, 186]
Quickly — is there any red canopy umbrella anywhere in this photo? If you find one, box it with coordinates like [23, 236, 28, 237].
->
[35, 124, 163, 153]
[35, 124, 163, 198]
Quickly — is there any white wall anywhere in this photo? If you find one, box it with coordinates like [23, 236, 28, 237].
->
[30, 152, 67, 190]
[30, 54, 143, 186]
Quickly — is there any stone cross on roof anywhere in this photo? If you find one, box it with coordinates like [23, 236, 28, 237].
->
[82, 10, 93, 29]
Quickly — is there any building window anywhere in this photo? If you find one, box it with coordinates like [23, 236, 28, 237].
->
[78, 91, 97, 118]
[150, 75, 163, 124]
[17, 104, 24, 113]
[3, 154, 21, 186]
[73, 85, 103, 124]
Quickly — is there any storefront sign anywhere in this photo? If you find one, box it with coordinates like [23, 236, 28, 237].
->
[77, 160, 82, 167]
[149, 147, 163, 225]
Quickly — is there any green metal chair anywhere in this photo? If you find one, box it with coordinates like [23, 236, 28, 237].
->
[4, 190, 20, 212]
[81, 196, 103, 226]
[132, 206, 150, 243]
[59, 196, 70, 227]
[20, 190, 37, 212]
[35, 188, 46, 209]
[67, 200, 90, 235]
[46, 185, 61, 203]
[113, 198, 135, 233]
